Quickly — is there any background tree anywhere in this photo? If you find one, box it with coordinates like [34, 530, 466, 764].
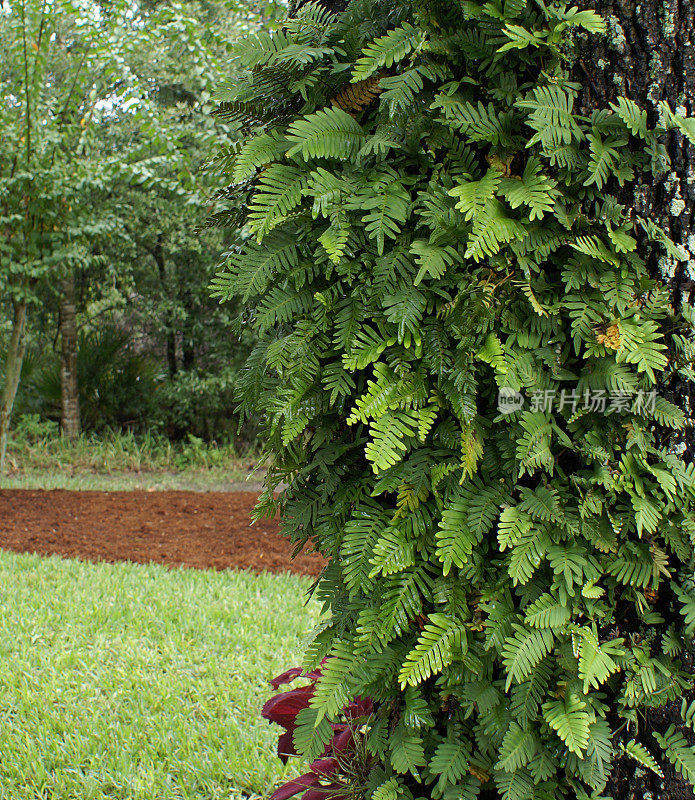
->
[0, 0, 153, 456]
[0, 0, 276, 459]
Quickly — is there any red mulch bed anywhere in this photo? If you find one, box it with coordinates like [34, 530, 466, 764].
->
[0, 489, 325, 576]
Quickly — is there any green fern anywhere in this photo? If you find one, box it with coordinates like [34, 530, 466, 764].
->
[655, 726, 695, 785]
[464, 198, 526, 261]
[286, 106, 366, 160]
[542, 693, 593, 755]
[369, 528, 416, 577]
[354, 173, 411, 255]
[517, 84, 583, 148]
[230, 131, 288, 182]
[399, 613, 466, 688]
[498, 158, 559, 221]
[389, 721, 427, 777]
[366, 410, 419, 472]
[620, 739, 664, 778]
[428, 734, 470, 794]
[524, 593, 571, 630]
[611, 96, 649, 138]
[502, 624, 554, 689]
[247, 164, 309, 239]
[210, 2, 695, 798]
[353, 23, 428, 81]
[576, 625, 624, 692]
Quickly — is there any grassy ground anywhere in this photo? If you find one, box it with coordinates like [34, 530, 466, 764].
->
[0, 551, 318, 800]
[1, 417, 263, 491]
[0, 469, 264, 492]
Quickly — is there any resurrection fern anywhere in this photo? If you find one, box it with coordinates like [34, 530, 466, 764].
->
[210, 1, 695, 798]
[332, 75, 385, 114]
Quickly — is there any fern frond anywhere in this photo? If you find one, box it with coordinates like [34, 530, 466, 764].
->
[611, 96, 649, 138]
[429, 734, 470, 793]
[410, 240, 459, 285]
[310, 639, 356, 719]
[496, 722, 538, 772]
[369, 528, 416, 577]
[433, 97, 516, 147]
[332, 75, 384, 113]
[584, 132, 625, 190]
[655, 726, 695, 785]
[354, 175, 411, 255]
[211, 232, 300, 302]
[366, 410, 419, 472]
[517, 84, 583, 149]
[577, 626, 624, 692]
[524, 593, 571, 630]
[389, 721, 427, 777]
[498, 158, 559, 221]
[247, 164, 309, 239]
[449, 168, 501, 221]
[352, 23, 428, 82]
[542, 693, 592, 755]
[229, 131, 288, 183]
[620, 739, 664, 778]
[510, 658, 553, 729]
[502, 624, 554, 689]
[286, 107, 366, 160]
[341, 502, 390, 596]
[464, 198, 526, 262]
[399, 613, 466, 687]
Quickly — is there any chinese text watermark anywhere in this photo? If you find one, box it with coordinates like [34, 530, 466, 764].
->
[497, 388, 657, 416]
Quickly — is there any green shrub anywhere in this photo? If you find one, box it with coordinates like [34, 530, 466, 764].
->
[157, 367, 240, 441]
[212, 2, 695, 798]
[11, 325, 161, 432]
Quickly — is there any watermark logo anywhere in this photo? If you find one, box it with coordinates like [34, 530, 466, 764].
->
[497, 388, 657, 416]
[498, 387, 525, 415]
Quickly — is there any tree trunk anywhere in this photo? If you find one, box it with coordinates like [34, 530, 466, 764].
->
[575, 0, 695, 449]
[152, 235, 177, 378]
[0, 301, 28, 474]
[182, 340, 195, 371]
[576, 4, 695, 799]
[59, 269, 80, 439]
[290, 0, 348, 13]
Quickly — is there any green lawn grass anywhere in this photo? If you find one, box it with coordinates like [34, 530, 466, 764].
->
[0, 468, 264, 492]
[0, 551, 318, 799]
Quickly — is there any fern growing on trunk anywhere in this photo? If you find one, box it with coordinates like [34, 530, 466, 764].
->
[210, 2, 695, 798]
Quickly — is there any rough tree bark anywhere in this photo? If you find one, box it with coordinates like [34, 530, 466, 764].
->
[575, 4, 695, 800]
[289, 0, 348, 13]
[575, 0, 695, 445]
[59, 269, 80, 439]
[0, 300, 28, 474]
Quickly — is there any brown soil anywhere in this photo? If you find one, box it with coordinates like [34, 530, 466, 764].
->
[0, 489, 325, 577]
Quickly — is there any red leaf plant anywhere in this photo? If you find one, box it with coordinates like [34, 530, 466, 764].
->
[262, 664, 374, 800]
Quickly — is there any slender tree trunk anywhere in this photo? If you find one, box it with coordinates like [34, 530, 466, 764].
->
[59, 269, 80, 439]
[290, 0, 347, 13]
[152, 235, 177, 378]
[181, 278, 195, 371]
[576, 5, 695, 799]
[182, 340, 195, 371]
[0, 300, 28, 474]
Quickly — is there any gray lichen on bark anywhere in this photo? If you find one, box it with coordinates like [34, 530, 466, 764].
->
[576, 5, 695, 799]
[576, 0, 695, 458]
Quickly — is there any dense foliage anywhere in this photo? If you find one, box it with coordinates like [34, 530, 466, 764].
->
[212, 1, 695, 798]
[0, 0, 271, 444]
